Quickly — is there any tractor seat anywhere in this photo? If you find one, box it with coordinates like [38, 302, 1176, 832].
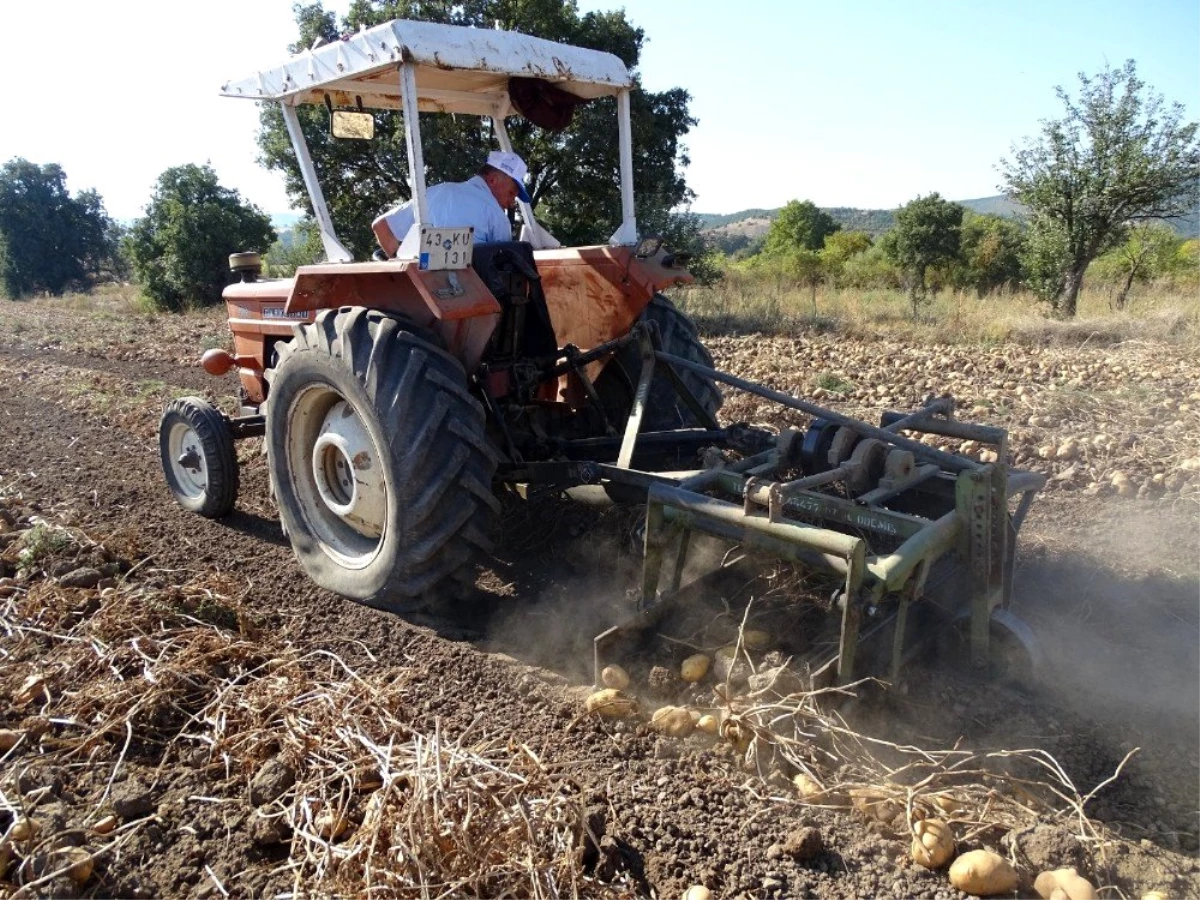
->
[472, 241, 558, 360]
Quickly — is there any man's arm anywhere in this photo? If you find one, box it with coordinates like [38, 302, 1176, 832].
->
[372, 216, 400, 258]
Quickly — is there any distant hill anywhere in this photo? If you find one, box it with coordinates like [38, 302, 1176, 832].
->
[698, 194, 1198, 252]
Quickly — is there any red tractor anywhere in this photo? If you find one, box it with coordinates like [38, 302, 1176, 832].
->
[161, 19, 1045, 685]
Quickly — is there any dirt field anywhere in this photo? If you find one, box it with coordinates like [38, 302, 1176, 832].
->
[1, 296, 1197, 899]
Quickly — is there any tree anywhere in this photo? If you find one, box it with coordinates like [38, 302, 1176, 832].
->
[125, 164, 275, 311]
[958, 212, 1025, 296]
[881, 193, 963, 313]
[762, 200, 840, 256]
[1089, 222, 1180, 308]
[0, 158, 119, 298]
[999, 60, 1199, 316]
[819, 230, 872, 287]
[257, 2, 701, 263]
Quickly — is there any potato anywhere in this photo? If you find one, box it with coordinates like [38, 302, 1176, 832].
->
[57, 847, 94, 886]
[650, 706, 695, 738]
[683, 886, 711, 900]
[696, 714, 719, 734]
[585, 689, 637, 718]
[92, 815, 118, 836]
[849, 787, 901, 825]
[1142, 891, 1168, 900]
[1034, 867, 1096, 900]
[600, 665, 631, 691]
[0, 729, 19, 753]
[911, 818, 955, 869]
[8, 818, 36, 842]
[793, 773, 829, 803]
[742, 629, 771, 650]
[679, 653, 711, 683]
[315, 810, 349, 840]
[948, 849, 1018, 896]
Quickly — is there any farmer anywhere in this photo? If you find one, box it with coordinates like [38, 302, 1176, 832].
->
[371, 150, 531, 257]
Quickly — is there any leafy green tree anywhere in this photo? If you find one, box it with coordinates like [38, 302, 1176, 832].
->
[819, 230, 872, 286]
[1089, 222, 1180, 308]
[257, 1, 701, 263]
[1000, 60, 1199, 317]
[265, 218, 325, 277]
[958, 211, 1025, 296]
[0, 158, 119, 298]
[762, 200, 840, 256]
[126, 164, 275, 311]
[880, 193, 963, 313]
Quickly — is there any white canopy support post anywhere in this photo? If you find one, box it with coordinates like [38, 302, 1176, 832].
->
[399, 60, 429, 229]
[610, 88, 637, 245]
[280, 103, 353, 262]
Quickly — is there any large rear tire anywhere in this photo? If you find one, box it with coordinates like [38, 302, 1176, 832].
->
[600, 294, 723, 431]
[159, 397, 238, 518]
[264, 308, 500, 613]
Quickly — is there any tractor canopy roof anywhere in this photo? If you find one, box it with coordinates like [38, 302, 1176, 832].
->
[220, 18, 634, 118]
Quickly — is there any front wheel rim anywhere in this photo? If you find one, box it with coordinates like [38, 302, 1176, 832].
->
[167, 420, 209, 499]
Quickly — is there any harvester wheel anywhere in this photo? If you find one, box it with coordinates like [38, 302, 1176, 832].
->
[159, 396, 239, 518]
[942, 607, 1042, 689]
[602, 294, 723, 431]
[264, 308, 500, 613]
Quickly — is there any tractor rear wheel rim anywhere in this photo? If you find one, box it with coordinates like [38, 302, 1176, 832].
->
[167, 421, 209, 499]
[287, 386, 387, 566]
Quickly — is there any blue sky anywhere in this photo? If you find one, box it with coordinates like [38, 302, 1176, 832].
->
[4, 0, 1196, 221]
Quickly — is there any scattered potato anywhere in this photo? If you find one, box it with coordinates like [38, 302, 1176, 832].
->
[585, 689, 637, 719]
[683, 886, 711, 900]
[315, 810, 349, 840]
[793, 773, 833, 803]
[911, 818, 955, 869]
[0, 729, 19, 753]
[849, 787, 901, 825]
[742, 629, 771, 650]
[932, 794, 961, 815]
[1142, 891, 1168, 900]
[696, 714, 719, 734]
[92, 815, 118, 836]
[600, 665, 631, 691]
[58, 847, 94, 886]
[1034, 867, 1096, 900]
[1055, 440, 1079, 461]
[650, 706, 695, 738]
[680, 653, 711, 683]
[8, 817, 36, 842]
[948, 849, 1018, 896]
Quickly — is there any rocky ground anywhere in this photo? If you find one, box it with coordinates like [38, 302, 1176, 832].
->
[0, 296, 1197, 899]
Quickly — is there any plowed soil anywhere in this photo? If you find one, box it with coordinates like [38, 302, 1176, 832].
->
[0, 296, 1197, 900]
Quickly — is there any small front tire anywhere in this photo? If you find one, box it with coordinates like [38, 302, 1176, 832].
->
[159, 397, 239, 518]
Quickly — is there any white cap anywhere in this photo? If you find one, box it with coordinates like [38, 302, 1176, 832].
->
[486, 150, 531, 203]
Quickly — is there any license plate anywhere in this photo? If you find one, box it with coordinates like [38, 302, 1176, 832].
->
[419, 226, 474, 271]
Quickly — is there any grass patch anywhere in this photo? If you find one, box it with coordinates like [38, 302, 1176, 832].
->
[672, 275, 1199, 348]
[16, 522, 74, 574]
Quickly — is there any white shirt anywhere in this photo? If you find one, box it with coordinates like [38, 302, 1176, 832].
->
[375, 175, 512, 246]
